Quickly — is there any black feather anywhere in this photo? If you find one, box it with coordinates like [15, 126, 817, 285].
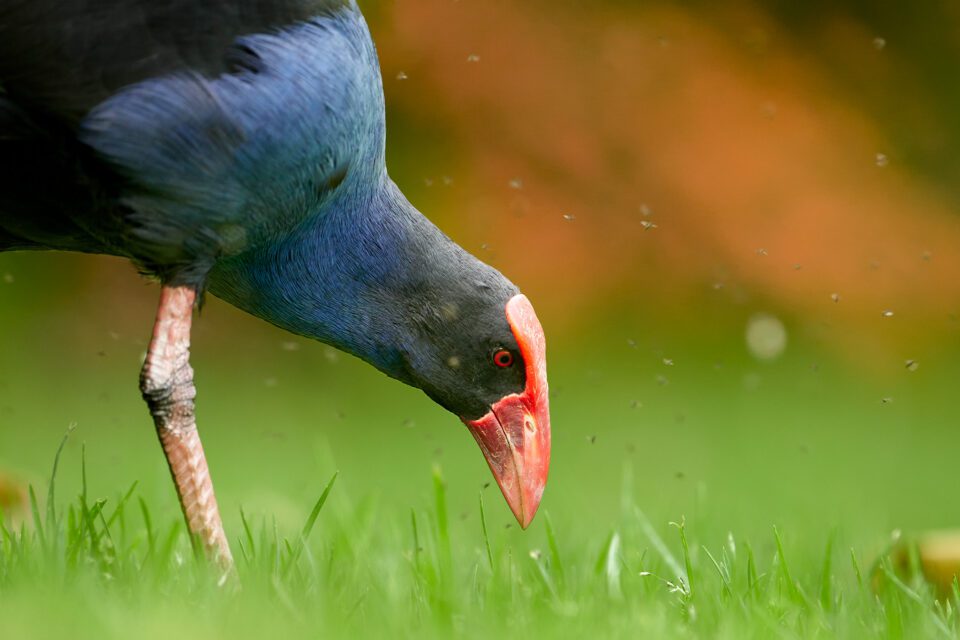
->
[0, 0, 350, 124]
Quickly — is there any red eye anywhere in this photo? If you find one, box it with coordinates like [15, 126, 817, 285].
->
[493, 349, 514, 368]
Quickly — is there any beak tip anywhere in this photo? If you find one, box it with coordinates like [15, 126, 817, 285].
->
[513, 494, 543, 529]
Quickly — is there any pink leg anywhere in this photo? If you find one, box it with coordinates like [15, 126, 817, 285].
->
[140, 285, 233, 569]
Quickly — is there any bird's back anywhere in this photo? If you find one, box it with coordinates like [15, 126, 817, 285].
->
[0, 0, 377, 284]
[0, 0, 349, 123]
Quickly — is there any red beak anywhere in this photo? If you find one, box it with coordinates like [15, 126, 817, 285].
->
[463, 294, 550, 528]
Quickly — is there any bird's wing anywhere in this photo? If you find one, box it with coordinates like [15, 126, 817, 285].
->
[0, 0, 350, 125]
[0, 0, 382, 280]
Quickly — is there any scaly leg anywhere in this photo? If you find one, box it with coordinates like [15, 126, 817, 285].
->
[140, 285, 233, 569]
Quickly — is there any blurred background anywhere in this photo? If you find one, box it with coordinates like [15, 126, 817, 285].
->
[1, 0, 959, 551]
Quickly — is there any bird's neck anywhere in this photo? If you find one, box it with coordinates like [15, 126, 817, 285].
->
[207, 177, 467, 380]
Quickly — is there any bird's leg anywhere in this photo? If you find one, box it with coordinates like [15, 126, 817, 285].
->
[140, 285, 233, 570]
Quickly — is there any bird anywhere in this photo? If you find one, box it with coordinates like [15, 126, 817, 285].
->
[0, 0, 550, 568]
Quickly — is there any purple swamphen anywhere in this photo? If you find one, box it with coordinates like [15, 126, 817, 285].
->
[0, 0, 550, 568]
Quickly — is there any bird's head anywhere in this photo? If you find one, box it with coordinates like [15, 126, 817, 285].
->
[391, 281, 550, 529]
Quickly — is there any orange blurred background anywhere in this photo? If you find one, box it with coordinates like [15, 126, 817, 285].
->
[366, 0, 960, 369]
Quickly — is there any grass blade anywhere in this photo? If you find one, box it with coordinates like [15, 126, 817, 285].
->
[299, 471, 339, 544]
[878, 557, 952, 638]
[157, 521, 181, 567]
[80, 443, 88, 507]
[635, 508, 686, 587]
[46, 422, 76, 534]
[745, 541, 760, 598]
[139, 497, 154, 560]
[545, 512, 566, 590]
[105, 481, 138, 529]
[284, 471, 338, 573]
[529, 551, 559, 600]
[433, 465, 450, 574]
[594, 530, 615, 576]
[479, 492, 494, 572]
[239, 507, 256, 562]
[819, 530, 835, 611]
[850, 547, 863, 588]
[411, 508, 421, 572]
[774, 525, 807, 607]
[703, 545, 732, 598]
[605, 531, 623, 599]
[28, 485, 46, 551]
[671, 518, 694, 598]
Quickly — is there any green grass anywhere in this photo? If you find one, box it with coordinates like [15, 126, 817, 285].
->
[0, 433, 957, 640]
[3, 252, 960, 638]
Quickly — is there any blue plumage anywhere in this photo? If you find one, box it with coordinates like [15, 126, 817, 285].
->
[0, 0, 553, 552]
[0, 0, 523, 416]
[80, 9, 383, 279]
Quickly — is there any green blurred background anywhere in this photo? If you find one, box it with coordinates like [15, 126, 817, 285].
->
[1, 0, 959, 555]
